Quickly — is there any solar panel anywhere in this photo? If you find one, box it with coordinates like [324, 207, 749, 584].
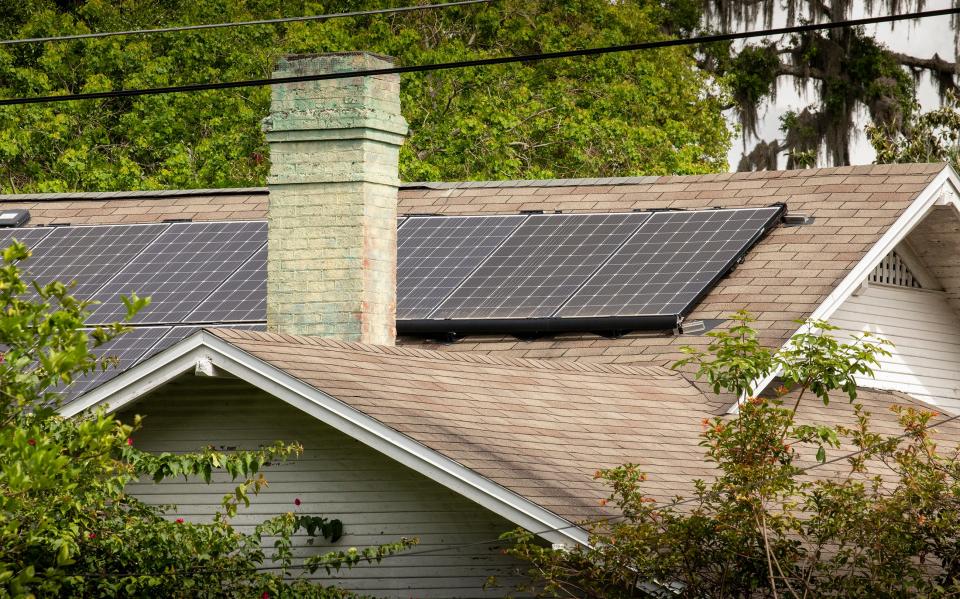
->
[557, 207, 783, 318]
[59, 327, 172, 401]
[185, 244, 266, 323]
[25, 224, 167, 299]
[428, 212, 650, 319]
[87, 221, 266, 325]
[397, 215, 526, 319]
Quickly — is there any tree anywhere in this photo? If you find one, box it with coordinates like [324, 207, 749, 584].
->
[0, 0, 730, 192]
[868, 90, 960, 167]
[504, 312, 960, 597]
[0, 239, 412, 598]
[703, 0, 959, 170]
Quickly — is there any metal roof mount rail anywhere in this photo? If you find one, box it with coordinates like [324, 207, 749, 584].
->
[397, 314, 680, 338]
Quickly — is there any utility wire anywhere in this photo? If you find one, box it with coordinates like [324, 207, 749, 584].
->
[0, 0, 493, 46]
[0, 6, 957, 107]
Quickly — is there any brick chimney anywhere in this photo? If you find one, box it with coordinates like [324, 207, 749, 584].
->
[262, 53, 407, 344]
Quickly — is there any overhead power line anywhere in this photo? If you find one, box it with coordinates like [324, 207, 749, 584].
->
[0, 0, 494, 46]
[1, 6, 957, 107]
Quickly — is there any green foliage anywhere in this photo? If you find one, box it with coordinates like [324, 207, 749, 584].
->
[869, 90, 960, 168]
[0, 241, 415, 598]
[503, 312, 960, 597]
[0, 0, 731, 192]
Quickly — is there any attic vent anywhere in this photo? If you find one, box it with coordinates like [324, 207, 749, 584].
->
[870, 251, 922, 289]
[0, 209, 29, 228]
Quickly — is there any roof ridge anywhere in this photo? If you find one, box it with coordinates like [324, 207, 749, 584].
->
[0, 187, 268, 201]
[207, 328, 678, 377]
[401, 163, 948, 190]
[2, 163, 946, 201]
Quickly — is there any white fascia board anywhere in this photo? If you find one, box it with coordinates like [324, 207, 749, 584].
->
[61, 331, 589, 547]
[59, 332, 208, 418]
[731, 165, 960, 412]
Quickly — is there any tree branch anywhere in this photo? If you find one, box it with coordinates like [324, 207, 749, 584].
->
[776, 62, 828, 80]
[892, 52, 957, 77]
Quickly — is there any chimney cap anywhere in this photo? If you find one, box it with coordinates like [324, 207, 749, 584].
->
[279, 51, 399, 65]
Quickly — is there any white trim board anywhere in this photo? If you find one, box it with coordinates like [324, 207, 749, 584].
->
[60, 330, 589, 547]
[733, 164, 960, 412]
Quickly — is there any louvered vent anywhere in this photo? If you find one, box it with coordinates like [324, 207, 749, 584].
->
[870, 251, 922, 288]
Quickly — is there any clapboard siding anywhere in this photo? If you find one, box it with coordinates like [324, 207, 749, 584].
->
[119, 378, 534, 598]
[831, 283, 960, 411]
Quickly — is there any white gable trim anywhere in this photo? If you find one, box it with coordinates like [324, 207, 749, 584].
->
[734, 165, 960, 411]
[60, 331, 589, 547]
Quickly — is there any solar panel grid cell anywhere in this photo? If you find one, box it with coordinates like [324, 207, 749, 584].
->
[557, 207, 782, 318]
[185, 243, 267, 323]
[0, 227, 54, 250]
[396, 215, 526, 319]
[430, 212, 650, 319]
[87, 221, 266, 325]
[25, 224, 167, 299]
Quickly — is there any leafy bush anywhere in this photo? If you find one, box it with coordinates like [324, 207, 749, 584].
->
[505, 312, 960, 597]
[0, 240, 413, 598]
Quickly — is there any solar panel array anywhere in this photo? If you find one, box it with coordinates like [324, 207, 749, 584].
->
[88, 221, 266, 324]
[431, 213, 650, 319]
[1, 204, 782, 399]
[27, 224, 166, 299]
[406, 207, 781, 327]
[558, 207, 783, 317]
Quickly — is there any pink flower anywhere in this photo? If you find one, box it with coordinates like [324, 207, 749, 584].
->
[294, 498, 301, 507]
[175, 518, 184, 524]
[88, 532, 96, 539]
[126, 438, 133, 446]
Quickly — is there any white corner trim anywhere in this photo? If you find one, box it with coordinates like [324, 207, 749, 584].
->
[60, 331, 589, 547]
[730, 165, 960, 412]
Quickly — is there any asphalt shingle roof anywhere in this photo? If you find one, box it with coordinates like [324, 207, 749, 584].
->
[1, 163, 946, 371]
[208, 327, 960, 524]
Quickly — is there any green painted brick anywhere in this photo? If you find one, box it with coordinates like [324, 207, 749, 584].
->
[264, 52, 405, 345]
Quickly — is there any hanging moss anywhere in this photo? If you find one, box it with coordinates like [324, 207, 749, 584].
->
[704, 0, 958, 170]
[727, 44, 781, 139]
